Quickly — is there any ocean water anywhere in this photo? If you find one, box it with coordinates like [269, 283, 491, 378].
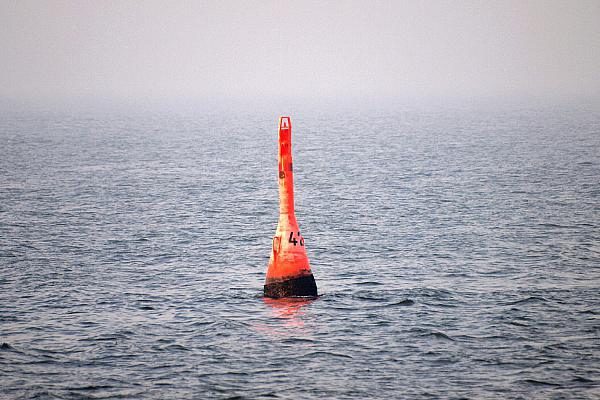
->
[1, 100, 599, 399]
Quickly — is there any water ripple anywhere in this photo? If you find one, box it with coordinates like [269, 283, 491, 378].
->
[1, 104, 599, 399]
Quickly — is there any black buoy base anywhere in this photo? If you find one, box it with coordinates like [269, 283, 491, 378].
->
[264, 274, 318, 298]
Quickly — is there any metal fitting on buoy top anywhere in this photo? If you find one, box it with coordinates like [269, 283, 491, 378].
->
[264, 117, 318, 298]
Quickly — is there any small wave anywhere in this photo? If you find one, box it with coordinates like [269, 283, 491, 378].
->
[507, 320, 528, 327]
[67, 384, 114, 391]
[92, 336, 120, 341]
[81, 333, 129, 342]
[150, 363, 187, 370]
[1, 342, 13, 350]
[427, 302, 458, 308]
[521, 379, 561, 387]
[164, 344, 190, 352]
[538, 223, 575, 229]
[282, 337, 315, 344]
[480, 269, 508, 276]
[572, 376, 594, 383]
[79, 320, 99, 327]
[0, 251, 18, 258]
[30, 359, 57, 365]
[356, 295, 387, 302]
[383, 299, 415, 307]
[507, 296, 546, 305]
[355, 281, 383, 286]
[189, 320, 214, 327]
[423, 331, 455, 341]
[299, 350, 353, 359]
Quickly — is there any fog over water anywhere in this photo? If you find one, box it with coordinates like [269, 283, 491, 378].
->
[2, 0, 600, 103]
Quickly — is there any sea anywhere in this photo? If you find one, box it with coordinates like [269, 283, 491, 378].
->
[1, 98, 599, 399]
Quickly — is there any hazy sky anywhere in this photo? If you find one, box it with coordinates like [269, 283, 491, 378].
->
[2, 0, 600, 102]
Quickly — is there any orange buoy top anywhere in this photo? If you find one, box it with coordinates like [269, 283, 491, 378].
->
[264, 117, 317, 298]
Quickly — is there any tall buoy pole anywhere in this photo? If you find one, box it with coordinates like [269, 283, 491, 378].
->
[264, 117, 318, 298]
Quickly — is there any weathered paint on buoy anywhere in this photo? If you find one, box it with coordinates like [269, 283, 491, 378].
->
[264, 117, 318, 298]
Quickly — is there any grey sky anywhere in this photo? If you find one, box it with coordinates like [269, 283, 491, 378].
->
[2, 0, 600, 102]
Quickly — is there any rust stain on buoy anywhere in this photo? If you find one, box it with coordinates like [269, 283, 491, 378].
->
[264, 117, 318, 298]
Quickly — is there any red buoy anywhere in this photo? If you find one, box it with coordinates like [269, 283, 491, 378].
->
[264, 117, 318, 298]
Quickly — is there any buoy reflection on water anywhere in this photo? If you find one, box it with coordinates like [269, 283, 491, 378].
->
[261, 297, 317, 331]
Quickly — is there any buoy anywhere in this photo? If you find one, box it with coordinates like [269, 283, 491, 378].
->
[264, 117, 318, 298]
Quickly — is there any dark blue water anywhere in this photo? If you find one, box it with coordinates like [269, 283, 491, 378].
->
[1, 100, 599, 399]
